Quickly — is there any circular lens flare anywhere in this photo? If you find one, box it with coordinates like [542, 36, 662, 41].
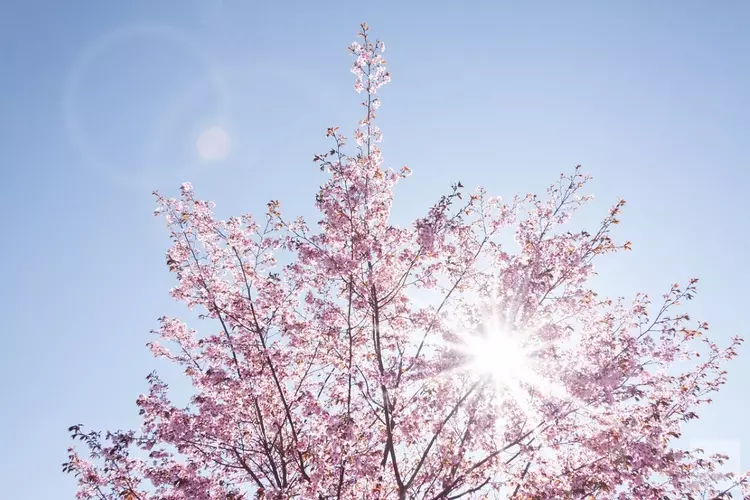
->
[197, 125, 231, 161]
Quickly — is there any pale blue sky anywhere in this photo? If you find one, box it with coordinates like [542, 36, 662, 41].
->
[1, 1, 749, 497]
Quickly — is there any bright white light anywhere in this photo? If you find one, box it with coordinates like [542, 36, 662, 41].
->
[196, 126, 230, 161]
[464, 329, 532, 386]
[451, 311, 565, 407]
[442, 307, 577, 437]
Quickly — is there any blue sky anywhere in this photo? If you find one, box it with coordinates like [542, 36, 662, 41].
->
[1, 1, 749, 497]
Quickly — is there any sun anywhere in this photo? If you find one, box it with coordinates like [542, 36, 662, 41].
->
[448, 310, 564, 411]
[462, 326, 533, 386]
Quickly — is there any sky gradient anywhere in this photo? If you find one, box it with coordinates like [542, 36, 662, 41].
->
[2, 1, 749, 497]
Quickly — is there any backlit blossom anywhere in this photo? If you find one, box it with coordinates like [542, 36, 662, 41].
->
[65, 23, 747, 500]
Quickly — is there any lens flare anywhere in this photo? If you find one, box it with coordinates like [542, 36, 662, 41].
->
[197, 125, 231, 161]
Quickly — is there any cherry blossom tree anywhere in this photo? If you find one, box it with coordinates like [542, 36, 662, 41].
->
[65, 24, 748, 499]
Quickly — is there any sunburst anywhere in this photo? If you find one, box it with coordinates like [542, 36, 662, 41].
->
[447, 308, 567, 417]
